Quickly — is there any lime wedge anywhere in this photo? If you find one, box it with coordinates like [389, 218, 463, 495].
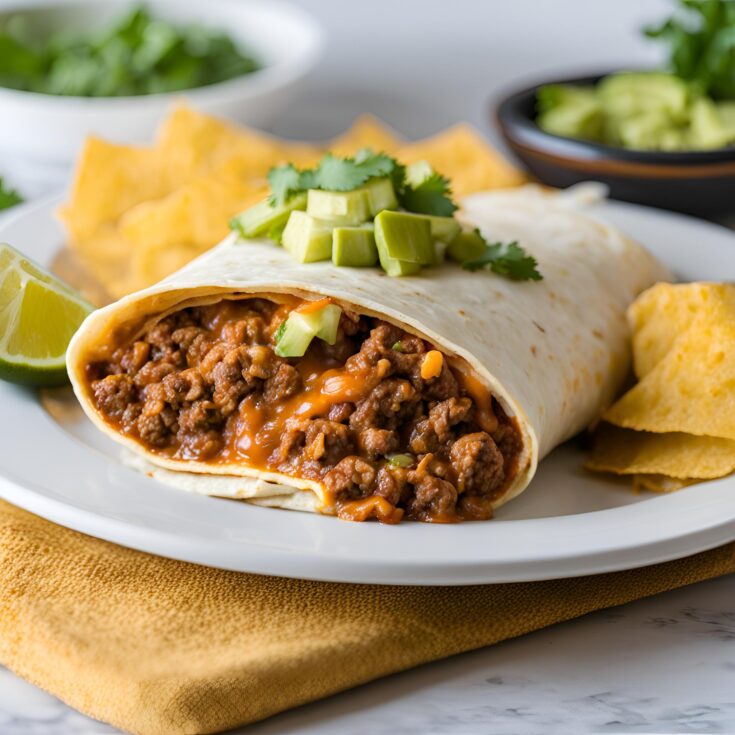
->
[0, 243, 94, 386]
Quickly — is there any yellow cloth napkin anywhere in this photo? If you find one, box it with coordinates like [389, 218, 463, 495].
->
[0, 499, 732, 735]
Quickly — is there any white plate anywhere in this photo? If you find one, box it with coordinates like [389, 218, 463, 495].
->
[1, 195, 734, 585]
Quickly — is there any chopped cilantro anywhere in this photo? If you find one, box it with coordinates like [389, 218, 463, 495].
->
[0, 178, 22, 211]
[399, 172, 457, 217]
[0, 6, 259, 98]
[267, 164, 307, 207]
[462, 240, 542, 282]
[265, 149, 457, 217]
[314, 153, 371, 192]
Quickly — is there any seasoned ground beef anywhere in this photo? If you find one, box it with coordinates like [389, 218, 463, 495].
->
[86, 298, 522, 522]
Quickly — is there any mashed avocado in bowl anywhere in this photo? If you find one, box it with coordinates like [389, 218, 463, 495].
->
[536, 0, 735, 152]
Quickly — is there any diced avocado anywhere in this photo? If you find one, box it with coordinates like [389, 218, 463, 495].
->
[424, 215, 461, 244]
[374, 210, 434, 265]
[377, 251, 422, 278]
[282, 211, 334, 263]
[311, 303, 342, 344]
[405, 160, 433, 187]
[599, 72, 690, 123]
[306, 188, 371, 225]
[447, 229, 487, 263]
[537, 85, 603, 142]
[274, 303, 343, 357]
[230, 193, 307, 239]
[361, 177, 398, 216]
[332, 226, 378, 267]
[689, 98, 733, 149]
[616, 110, 686, 150]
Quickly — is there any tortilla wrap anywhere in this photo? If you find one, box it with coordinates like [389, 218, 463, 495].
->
[67, 186, 669, 515]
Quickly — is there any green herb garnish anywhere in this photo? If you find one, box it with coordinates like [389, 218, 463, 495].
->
[392, 341, 404, 352]
[266, 149, 457, 216]
[234, 149, 541, 282]
[0, 6, 259, 97]
[0, 178, 22, 211]
[399, 172, 457, 217]
[645, 0, 735, 100]
[462, 240, 542, 282]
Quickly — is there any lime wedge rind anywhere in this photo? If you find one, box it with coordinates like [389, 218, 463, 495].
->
[0, 243, 95, 386]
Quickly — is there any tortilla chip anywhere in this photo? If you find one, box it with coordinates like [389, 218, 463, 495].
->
[329, 115, 403, 155]
[115, 175, 263, 296]
[604, 314, 735, 440]
[59, 137, 168, 243]
[632, 475, 694, 493]
[587, 423, 735, 479]
[156, 104, 320, 181]
[60, 106, 528, 301]
[395, 124, 529, 196]
[628, 282, 735, 379]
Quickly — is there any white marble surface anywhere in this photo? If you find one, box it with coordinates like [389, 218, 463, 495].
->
[1, 574, 733, 734]
[1, 0, 734, 733]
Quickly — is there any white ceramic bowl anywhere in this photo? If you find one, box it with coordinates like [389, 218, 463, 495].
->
[0, 0, 323, 195]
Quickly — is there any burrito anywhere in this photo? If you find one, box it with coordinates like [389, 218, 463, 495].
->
[67, 187, 668, 523]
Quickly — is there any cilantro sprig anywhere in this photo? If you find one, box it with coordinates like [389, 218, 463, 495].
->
[462, 236, 542, 282]
[0, 178, 22, 211]
[267, 149, 457, 217]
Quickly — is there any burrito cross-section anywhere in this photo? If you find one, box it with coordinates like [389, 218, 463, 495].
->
[67, 187, 669, 523]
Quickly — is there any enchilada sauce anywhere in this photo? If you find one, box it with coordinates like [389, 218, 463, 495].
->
[85, 298, 522, 523]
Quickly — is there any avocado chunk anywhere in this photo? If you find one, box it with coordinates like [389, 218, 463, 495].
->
[282, 211, 334, 263]
[537, 85, 603, 142]
[361, 177, 398, 216]
[424, 215, 461, 244]
[307, 188, 371, 225]
[377, 251, 422, 278]
[332, 226, 378, 267]
[689, 98, 735, 149]
[599, 72, 690, 122]
[230, 193, 307, 239]
[447, 228, 487, 262]
[374, 210, 434, 265]
[274, 303, 342, 357]
[405, 160, 433, 187]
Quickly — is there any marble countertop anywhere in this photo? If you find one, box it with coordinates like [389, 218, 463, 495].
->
[2, 574, 733, 734]
[1, 0, 733, 732]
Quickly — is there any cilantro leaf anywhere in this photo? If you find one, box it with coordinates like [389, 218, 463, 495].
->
[0, 178, 22, 211]
[400, 173, 458, 217]
[462, 240, 542, 281]
[645, 0, 735, 99]
[268, 164, 314, 206]
[353, 149, 398, 179]
[314, 153, 371, 191]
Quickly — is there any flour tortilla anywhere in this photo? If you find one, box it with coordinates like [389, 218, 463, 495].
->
[67, 185, 669, 514]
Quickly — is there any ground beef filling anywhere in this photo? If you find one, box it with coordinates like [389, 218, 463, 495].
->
[86, 298, 522, 523]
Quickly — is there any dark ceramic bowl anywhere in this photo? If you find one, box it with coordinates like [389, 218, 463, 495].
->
[495, 73, 735, 218]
